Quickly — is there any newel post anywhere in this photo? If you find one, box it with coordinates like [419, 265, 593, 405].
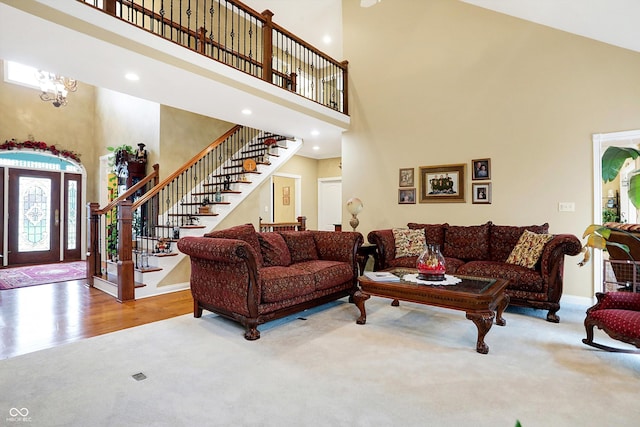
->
[341, 60, 349, 115]
[197, 27, 207, 55]
[87, 202, 101, 287]
[117, 200, 135, 302]
[261, 9, 274, 83]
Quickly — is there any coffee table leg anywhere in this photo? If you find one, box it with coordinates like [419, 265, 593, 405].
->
[353, 290, 370, 325]
[495, 293, 510, 327]
[466, 311, 495, 354]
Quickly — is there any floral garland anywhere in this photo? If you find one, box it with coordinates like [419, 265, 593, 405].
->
[0, 138, 81, 163]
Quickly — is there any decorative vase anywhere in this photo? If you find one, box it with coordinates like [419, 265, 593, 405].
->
[416, 244, 446, 281]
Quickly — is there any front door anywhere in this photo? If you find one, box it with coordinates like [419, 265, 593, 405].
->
[8, 169, 61, 265]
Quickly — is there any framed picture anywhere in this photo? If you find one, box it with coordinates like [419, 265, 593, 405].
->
[471, 158, 491, 180]
[419, 164, 466, 203]
[398, 188, 416, 204]
[472, 183, 492, 204]
[399, 168, 414, 187]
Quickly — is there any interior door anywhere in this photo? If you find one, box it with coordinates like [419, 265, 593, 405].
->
[8, 169, 61, 265]
[318, 178, 342, 231]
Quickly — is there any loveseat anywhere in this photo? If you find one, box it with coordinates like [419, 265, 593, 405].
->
[367, 222, 582, 322]
[177, 223, 363, 340]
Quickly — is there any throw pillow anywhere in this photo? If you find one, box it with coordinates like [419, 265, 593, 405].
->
[407, 223, 448, 248]
[204, 223, 264, 266]
[258, 232, 292, 267]
[489, 223, 550, 262]
[506, 230, 554, 269]
[443, 222, 491, 260]
[279, 231, 319, 263]
[393, 228, 426, 258]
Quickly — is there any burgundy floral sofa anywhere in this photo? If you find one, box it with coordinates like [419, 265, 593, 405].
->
[177, 223, 363, 340]
[367, 222, 582, 322]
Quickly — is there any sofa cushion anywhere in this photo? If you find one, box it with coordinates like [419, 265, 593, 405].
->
[293, 260, 354, 291]
[393, 228, 426, 258]
[407, 223, 448, 248]
[506, 230, 554, 269]
[456, 261, 544, 293]
[443, 222, 490, 261]
[258, 232, 291, 267]
[204, 223, 263, 266]
[279, 231, 319, 263]
[260, 266, 316, 303]
[490, 223, 550, 262]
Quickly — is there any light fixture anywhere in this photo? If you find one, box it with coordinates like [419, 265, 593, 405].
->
[346, 197, 363, 232]
[36, 70, 77, 107]
[242, 108, 252, 115]
[125, 72, 140, 81]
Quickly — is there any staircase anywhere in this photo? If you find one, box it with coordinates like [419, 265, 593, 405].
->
[89, 125, 302, 300]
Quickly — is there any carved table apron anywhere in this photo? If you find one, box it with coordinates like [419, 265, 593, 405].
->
[355, 269, 510, 354]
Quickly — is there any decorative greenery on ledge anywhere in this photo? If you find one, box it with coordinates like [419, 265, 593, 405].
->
[0, 138, 81, 163]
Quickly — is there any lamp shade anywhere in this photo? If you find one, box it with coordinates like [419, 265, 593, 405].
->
[346, 197, 363, 215]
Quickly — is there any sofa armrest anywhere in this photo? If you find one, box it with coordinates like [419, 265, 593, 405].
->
[177, 236, 261, 316]
[589, 291, 640, 312]
[538, 233, 582, 301]
[367, 229, 395, 270]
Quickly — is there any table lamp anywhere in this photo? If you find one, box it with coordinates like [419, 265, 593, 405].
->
[346, 197, 363, 231]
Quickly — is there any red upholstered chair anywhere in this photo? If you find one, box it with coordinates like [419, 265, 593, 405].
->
[583, 292, 640, 353]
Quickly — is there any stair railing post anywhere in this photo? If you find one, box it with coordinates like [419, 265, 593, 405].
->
[197, 27, 207, 55]
[261, 10, 274, 84]
[341, 60, 349, 115]
[104, 0, 117, 16]
[117, 200, 135, 302]
[87, 202, 101, 287]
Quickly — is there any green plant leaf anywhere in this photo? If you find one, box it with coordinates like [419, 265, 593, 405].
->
[601, 146, 640, 183]
[629, 173, 640, 209]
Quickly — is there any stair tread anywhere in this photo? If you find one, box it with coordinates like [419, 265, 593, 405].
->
[168, 212, 219, 217]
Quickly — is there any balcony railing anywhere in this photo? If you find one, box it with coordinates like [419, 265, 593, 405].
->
[78, 0, 348, 114]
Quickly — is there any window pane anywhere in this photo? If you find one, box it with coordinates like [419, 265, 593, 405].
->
[67, 180, 77, 250]
[18, 176, 51, 252]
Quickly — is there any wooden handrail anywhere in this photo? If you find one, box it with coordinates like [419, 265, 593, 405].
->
[132, 125, 242, 210]
[95, 164, 159, 215]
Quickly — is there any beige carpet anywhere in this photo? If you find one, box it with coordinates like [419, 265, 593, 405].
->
[1, 298, 639, 426]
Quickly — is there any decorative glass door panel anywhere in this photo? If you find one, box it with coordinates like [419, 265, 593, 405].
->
[64, 174, 82, 260]
[8, 169, 61, 265]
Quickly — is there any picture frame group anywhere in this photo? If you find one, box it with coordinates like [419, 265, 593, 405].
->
[398, 159, 491, 204]
[398, 168, 416, 204]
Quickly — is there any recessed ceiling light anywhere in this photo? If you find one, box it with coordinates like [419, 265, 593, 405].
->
[125, 73, 139, 81]
[311, 130, 320, 136]
[322, 35, 332, 44]
[312, 146, 320, 150]
[242, 109, 252, 115]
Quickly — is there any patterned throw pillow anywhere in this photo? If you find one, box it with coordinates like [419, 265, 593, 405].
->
[279, 231, 319, 263]
[393, 228, 426, 258]
[258, 232, 292, 267]
[506, 230, 554, 269]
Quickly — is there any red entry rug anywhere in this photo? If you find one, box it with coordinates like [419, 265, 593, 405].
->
[0, 261, 87, 290]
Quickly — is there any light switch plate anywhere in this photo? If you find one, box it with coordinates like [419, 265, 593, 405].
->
[558, 202, 575, 212]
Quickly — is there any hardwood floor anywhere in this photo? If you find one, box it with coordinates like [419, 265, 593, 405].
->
[0, 280, 193, 360]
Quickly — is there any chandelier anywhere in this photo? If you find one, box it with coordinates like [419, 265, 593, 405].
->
[36, 70, 77, 107]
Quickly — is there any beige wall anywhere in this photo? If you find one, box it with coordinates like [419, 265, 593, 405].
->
[318, 157, 342, 178]
[0, 60, 97, 200]
[159, 106, 235, 182]
[342, 0, 640, 299]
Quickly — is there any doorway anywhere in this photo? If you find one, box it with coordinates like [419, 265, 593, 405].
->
[6, 168, 82, 266]
[318, 177, 342, 231]
[592, 129, 640, 292]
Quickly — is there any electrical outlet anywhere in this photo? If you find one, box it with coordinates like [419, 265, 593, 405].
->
[558, 202, 575, 212]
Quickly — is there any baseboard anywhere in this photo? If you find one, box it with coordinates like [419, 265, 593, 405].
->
[561, 294, 594, 308]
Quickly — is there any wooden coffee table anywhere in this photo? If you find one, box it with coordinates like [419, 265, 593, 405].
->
[355, 268, 510, 354]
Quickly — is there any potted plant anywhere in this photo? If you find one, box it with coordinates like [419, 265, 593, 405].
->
[602, 146, 640, 209]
